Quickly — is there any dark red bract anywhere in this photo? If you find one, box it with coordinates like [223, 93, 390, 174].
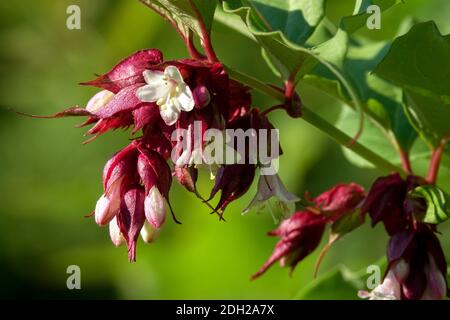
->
[361, 173, 424, 235]
[252, 211, 327, 279]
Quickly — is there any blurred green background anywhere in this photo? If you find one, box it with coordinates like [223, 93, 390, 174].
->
[0, 0, 449, 299]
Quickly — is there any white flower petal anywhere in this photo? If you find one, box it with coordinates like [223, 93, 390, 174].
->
[144, 187, 167, 229]
[177, 85, 195, 111]
[272, 174, 301, 202]
[95, 194, 113, 226]
[109, 216, 124, 247]
[143, 70, 165, 84]
[259, 175, 277, 201]
[243, 174, 299, 216]
[136, 83, 170, 103]
[370, 270, 401, 300]
[164, 65, 184, 83]
[159, 99, 181, 125]
[140, 222, 160, 243]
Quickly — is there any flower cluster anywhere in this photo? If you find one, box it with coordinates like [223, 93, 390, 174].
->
[31, 0, 449, 302]
[252, 183, 365, 279]
[358, 173, 448, 300]
[53, 49, 298, 261]
[253, 174, 449, 300]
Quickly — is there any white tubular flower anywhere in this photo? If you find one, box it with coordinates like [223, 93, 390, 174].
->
[359, 260, 408, 300]
[136, 66, 195, 125]
[358, 270, 401, 300]
[94, 177, 122, 226]
[421, 254, 447, 300]
[109, 216, 124, 247]
[144, 186, 167, 229]
[140, 222, 160, 243]
[243, 173, 300, 216]
[86, 90, 115, 113]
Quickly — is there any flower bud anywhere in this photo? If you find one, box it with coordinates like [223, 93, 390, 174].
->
[252, 211, 327, 279]
[313, 183, 365, 219]
[86, 90, 115, 113]
[109, 216, 124, 247]
[95, 194, 115, 226]
[140, 222, 159, 243]
[144, 186, 166, 229]
[193, 85, 211, 109]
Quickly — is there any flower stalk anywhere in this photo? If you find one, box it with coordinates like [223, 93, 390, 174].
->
[225, 66, 405, 175]
[426, 136, 450, 184]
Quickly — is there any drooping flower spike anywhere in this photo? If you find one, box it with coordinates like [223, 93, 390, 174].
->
[30, 46, 300, 261]
[360, 225, 448, 300]
[252, 183, 365, 279]
[93, 140, 174, 261]
[359, 173, 449, 300]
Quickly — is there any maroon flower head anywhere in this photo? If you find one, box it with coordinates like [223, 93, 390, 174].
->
[313, 183, 365, 219]
[252, 211, 327, 279]
[389, 225, 448, 300]
[80, 49, 164, 93]
[364, 225, 448, 300]
[361, 173, 424, 235]
[208, 164, 256, 213]
[94, 140, 173, 261]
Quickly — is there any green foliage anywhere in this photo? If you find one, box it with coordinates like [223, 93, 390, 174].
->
[141, 0, 217, 41]
[223, 0, 417, 169]
[296, 257, 388, 300]
[222, 0, 325, 79]
[295, 266, 363, 300]
[3, 0, 450, 300]
[375, 21, 450, 147]
[410, 185, 450, 224]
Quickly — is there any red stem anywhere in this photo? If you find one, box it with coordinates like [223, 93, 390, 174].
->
[188, 0, 218, 63]
[260, 104, 284, 116]
[261, 77, 297, 117]
[426, 137, 448, 184]
[398, 148, 413, 175]
[138, 0, 204, 60]
[187, 32, 205, 60]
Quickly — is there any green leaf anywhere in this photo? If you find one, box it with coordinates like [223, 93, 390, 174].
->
[311, 38, 417, 151]
[295, 266, 363, 300]
[410, 185, 450, 224]
[340, 0, 401, 33]
[224, 0, 325, 45]
[374, 21, 450, 147]
[313, 0, 401, 68]
[404, 88, 450, 147]
[141, 0, 217, 41]
[336, 105, 399, 169]
[296, 257, 389, 300]
[222, 0, 325, 78]
[375, 21, 450, 98]
[308, 1, 415, 151]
